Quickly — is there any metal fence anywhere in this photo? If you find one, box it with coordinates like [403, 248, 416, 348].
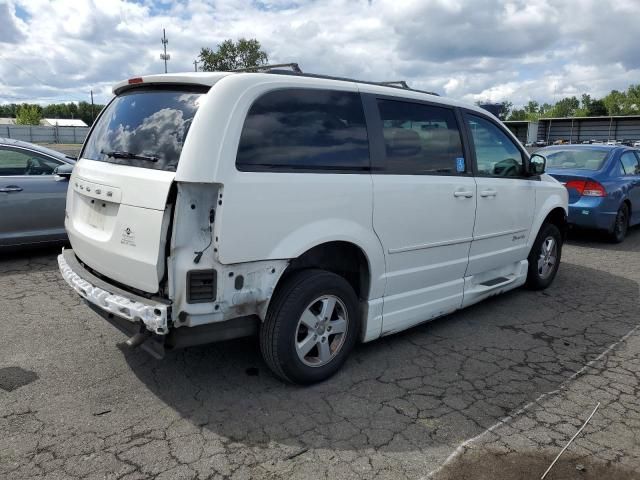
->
[1, 125, 89, 144]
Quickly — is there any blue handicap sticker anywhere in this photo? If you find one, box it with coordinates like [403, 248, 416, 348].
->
[456, 157, 465, 173]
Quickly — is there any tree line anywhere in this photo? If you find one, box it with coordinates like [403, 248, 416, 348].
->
[494, 85, 640, 121]
[0, 101, 105, 126]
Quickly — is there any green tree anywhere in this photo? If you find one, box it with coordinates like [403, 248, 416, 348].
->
[602, 90, 626, 115]
[551, 96, 580, 117]
[507, 108, 527, 121]
[199, 38, 268, 71]
[523, 100, 540, 120]
[15, 104, 42, 125]
[624, 84, 640, 114]
[587, 99, 607, 116]
[497, 101, 512, 120]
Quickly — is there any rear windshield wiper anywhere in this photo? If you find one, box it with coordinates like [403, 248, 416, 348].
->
[101, 150, 159, 162]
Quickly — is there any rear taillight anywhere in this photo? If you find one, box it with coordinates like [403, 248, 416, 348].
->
[565, 180, 606, 197]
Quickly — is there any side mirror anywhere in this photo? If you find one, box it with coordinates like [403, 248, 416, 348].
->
[529, 153, 546, 176]
[54, 163, 74, 180]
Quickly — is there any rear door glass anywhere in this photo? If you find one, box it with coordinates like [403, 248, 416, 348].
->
[236, 88, 369, 172]
[375, 99, 465, 175]
[82, 87, 207, 172]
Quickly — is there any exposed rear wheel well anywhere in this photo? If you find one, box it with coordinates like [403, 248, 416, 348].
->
[281, 242, 371, 301]
[623, 199, 632, 218]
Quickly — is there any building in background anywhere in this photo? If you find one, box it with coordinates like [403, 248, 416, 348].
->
[505, 115, 640, 145]
[41, 118, 88, 127]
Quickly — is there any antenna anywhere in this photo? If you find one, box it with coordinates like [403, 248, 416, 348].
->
[160, 28, 170, 73]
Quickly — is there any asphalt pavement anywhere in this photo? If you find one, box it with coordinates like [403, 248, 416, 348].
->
[1, 228, 639, 479]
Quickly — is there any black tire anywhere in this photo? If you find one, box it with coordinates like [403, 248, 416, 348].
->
[608, 204, 629, 243]
[260, 269, 360, 384]
[526, 223, 562, 290]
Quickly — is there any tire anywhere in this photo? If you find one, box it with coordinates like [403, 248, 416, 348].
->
[608, 204, 629, 243]
[526, 223, 562, 290]
[260, 269, 360, 384]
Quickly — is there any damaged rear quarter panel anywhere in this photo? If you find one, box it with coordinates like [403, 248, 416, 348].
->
[168, 182, 288, 328]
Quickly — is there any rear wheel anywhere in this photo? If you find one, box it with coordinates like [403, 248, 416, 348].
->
[260, 269, 360, 384]
[608, 204, 629, 243]
[526, 223, 562, 290]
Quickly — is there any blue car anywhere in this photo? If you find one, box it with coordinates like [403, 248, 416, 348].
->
[540, 145, 640, 242]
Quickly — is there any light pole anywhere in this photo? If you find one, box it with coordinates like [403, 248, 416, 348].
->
[160, 28, 170, 73]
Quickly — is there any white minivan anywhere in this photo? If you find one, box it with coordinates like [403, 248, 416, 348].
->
[58, 67, 568, 384]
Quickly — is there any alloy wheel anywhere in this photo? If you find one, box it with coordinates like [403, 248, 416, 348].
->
[295, 295, 348, 367]
[537, 236, 558, 279]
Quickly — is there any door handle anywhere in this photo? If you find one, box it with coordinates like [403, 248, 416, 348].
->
[454, 190, 474, 198]
[0, 186, 23, 193]
[480, 189, 497, 197]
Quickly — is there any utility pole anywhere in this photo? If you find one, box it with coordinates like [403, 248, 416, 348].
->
[193, 59, 199, 72]
[90, 89, 95, 125]
[160, 28, 170, 73]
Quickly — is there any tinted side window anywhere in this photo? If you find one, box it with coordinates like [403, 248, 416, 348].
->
[620, 151, 640, 175]
[376, 100, 465, 175]
[236, 89, 369, 171]
[466, 115, 524, 177]
[0, 148, 62, 176]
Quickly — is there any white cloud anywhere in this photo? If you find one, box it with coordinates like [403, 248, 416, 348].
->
[0, 0, 638, 108]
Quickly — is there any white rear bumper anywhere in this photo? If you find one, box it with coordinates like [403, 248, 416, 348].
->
[58, 250, 170, 334]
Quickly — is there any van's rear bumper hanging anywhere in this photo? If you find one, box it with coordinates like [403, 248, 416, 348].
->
[58, 249, 170, 334]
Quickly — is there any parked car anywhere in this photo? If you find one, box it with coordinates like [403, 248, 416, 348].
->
[535, 139, 548, 147]
[540, 145, 640, 242]
[0, 138, 75, 247]
[58, 70, 568, 384]
[633, 140, 640, 148]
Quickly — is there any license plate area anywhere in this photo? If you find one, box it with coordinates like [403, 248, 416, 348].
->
[72, 192, 119, 240]
[87, 198, 110, 230]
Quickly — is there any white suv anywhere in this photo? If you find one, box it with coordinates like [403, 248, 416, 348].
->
[58, 68, 568, 384]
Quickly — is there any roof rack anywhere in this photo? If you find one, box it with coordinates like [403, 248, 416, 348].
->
[230, 63, 302, 73]
[378, 81, 410, 89]
[230, 63, 439, 96]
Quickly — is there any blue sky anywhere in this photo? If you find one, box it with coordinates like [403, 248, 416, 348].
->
[0, 0, 639, 108]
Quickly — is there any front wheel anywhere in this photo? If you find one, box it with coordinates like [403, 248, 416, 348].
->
[526, 223, 562, 290]
[260, 269, 360, 384]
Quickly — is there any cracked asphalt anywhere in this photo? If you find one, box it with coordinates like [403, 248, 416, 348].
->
[1, 228, 639, 480]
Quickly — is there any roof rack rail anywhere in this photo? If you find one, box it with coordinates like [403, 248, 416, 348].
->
[378, 81, 410, 89]
[230, 63, 302, 73]
[231, 63, 439, 96]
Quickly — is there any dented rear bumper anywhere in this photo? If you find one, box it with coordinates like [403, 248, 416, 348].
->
[58, 248, 171, 334]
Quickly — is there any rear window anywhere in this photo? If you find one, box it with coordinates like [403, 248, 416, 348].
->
[82, 87, 207, 172]
[236, 88, 369, 172]
[543, 148, 609, 170]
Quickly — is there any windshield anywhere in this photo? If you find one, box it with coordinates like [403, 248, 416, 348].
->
[542, 148, 610, 170]
[82, 87, 207, 171]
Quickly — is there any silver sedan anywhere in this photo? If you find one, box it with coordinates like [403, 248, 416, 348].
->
[0, 138, 75, 247]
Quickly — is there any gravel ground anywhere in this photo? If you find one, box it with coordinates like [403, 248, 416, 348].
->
[0, 228, 638, 480]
